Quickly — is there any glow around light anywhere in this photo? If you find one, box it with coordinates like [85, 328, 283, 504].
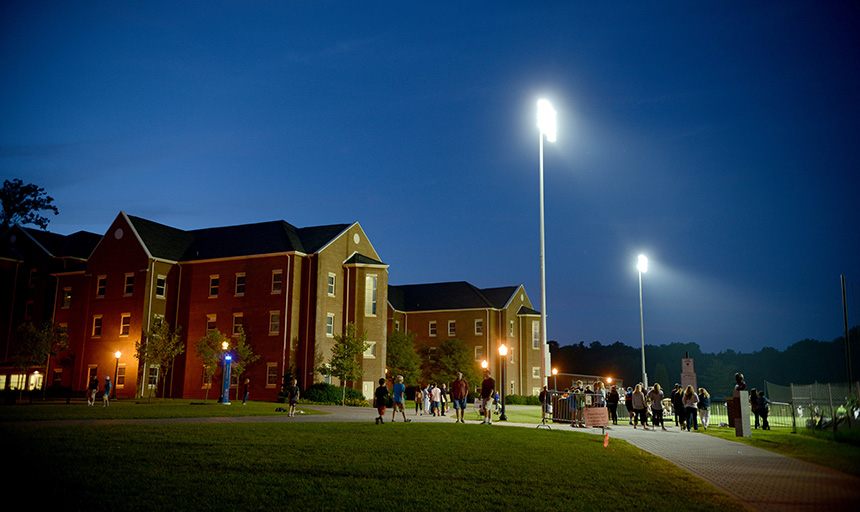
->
[537, 99, 557, 143]
[499, 344, 508, 357]
[552, 368, 558, 375]
[481, 359, 488, 369]
[222, 341, 229, 351]
[637, 254, 649, 274]
[114, 351, 121, 359]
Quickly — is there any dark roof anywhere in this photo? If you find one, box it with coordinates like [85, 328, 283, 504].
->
[344, 253, 385, 266]
[388, 282, 521, 312]
[126, 214, 354, 261]
[23, 227, 101, 259]
[518, 305, 540, 316]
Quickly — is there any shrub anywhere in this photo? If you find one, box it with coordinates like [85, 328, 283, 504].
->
[505, 394, 541, 405]
[301, 383, 367, 405]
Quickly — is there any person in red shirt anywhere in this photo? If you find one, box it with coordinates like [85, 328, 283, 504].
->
[451, 372, 469, 423]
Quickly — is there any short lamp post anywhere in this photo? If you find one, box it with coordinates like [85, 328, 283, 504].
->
[498, 344, 508, 421]
[552, 367, 558, 391]
[218, 341, 232, 405]
[113, 351, 121, 399]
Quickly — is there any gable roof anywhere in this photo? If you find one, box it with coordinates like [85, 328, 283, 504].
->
[15, 226, 100, 259]
[388, 282, 520, 312]
[125, 214, 355, 262]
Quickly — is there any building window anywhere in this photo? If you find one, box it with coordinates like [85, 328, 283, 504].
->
[235, 273, 245, 296]
[269, 311, 280, 335]
[232, 313, 243, 336]
[394, 321, 400, 332]
[29, 268, 37, 288]
[532, 367, 541, 379]
[117, 365, 126, 388]
[327, 273, 336, 297]
[326, 313, 335, 337]
[508, 347, 515, 364]
[271, 270, 282, 294]
[24, 301, 33, 320]
[364, 275, 377, 316]
[428, 346, 437, 363]
[532, 321, 540, 349]
[475, 345, 483, 361]
[510, 320, 514, 337]
[475, 319, 483, 335]
[155, 275, 166, 298]
[124, 273, 134, 296]
[202, 367, 212, 389]
[92, 315, 102, 338]
[266, 363, 278, 387]
[87, 365, 98, 383]
[96, 276, 106, 298]
[147, 366, 158, 388]
[206, 314, 217, 332]
[448, 320, 456, 337]
[429, 321, 437, 337]
[61, 287, 72, 308]
[120, 314, 131, 337]
[52, 368, 62, 387]
[364, 341, 377, 359]
[209, 275, 219, 298]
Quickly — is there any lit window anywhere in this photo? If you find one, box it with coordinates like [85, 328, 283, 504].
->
[269, 311, 280, 335]
[209, 275, 219, 297]
[117, 365, 126, 387]
[92, 315, 102, 337]
[124, 273, 134, 296]
[429, 321, 437, 337]
[475, 319, 483, 335]
[96, 276, 106, 298]
[532, 321, 540, 349]
[120, 314, 131, 337]
[206, 314, 216, 332]
[156, 276, 166, 298]
[235, 273, 245, 296]
[271, 270, 282, 294]
[62, 287, 72, 308]
[364, 341, 377, 359]
[448, 320, 456, 337]
[364, 275, 377, 316]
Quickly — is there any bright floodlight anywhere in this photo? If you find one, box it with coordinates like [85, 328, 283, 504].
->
[637, 254, 649, 273]
[537, 99, 557, 142]
[114, 351, 121, 359]
[499, 344, 508, 357]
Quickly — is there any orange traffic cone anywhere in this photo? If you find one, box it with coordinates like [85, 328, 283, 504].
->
[604, 433, 609, 448]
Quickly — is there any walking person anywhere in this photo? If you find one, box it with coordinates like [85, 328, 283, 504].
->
[102, 376, 112, 407]
[624, 387, 635, 425]
[683, 385, 699, 431]
[451, 372, 469, 423]
[631, 384, 648, 429]
[88, 375, 99, 406]
[756, 391, 771, 430]
[287, 379, 300, 417]
[607, 385, 620, 425]
[422, 384, 431, 416]
[697, 388, 711, 430]
[242, 378, 250, 405]
[415, 386, 423, 416]
[671, 384, 684, 428]
[440, 383, 449, 416]
[480, 369, 495, 425]
[431, 383, 442, 417]
[390, 375, 411, 422]
[374, 378, 389, 424]
[647, 382, 666, 431]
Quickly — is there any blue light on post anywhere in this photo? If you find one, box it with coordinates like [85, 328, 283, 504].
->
[219, 354, 232, 405]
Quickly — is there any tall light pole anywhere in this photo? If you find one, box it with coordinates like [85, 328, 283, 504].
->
[499, 344, 508, 421]
[537, 99, 557, 388]
[637, 254, 649, 389]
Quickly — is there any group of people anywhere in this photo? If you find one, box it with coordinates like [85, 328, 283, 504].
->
[748, 387, 771, 430]
[374, 370, 492, 425]
[87, 375, 112, 407]
[623, 383, 711, 432]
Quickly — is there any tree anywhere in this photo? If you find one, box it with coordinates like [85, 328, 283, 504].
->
[230, 326, 260, 400]
[136, 318, 184, 400]
[316, 323, 369, 405]
[0, 179, 59, 231]
[385, 329, 421, 385]
[12, 321, 67, 400]
[195, 328, 228, 402]
[421, 338, 481, 391]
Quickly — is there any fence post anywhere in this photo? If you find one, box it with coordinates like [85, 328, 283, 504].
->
[828, 383, 836, 434]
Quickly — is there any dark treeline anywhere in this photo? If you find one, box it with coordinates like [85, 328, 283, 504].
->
[550, 326, 860, 398]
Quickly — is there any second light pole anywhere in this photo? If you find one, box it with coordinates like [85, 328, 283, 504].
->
[498, 344, 508, 421]
[637, 254, 649, 389]
[537, 99, 557, 388]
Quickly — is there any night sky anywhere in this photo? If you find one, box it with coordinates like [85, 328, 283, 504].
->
[2, 2, 858, 354]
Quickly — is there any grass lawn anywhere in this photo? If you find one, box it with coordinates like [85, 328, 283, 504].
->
[702, 426, 860, 477]
[0, 399, 326, 422]
[2, 414, 747, 511]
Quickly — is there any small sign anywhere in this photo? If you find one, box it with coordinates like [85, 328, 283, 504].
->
[583, 407, 609, 427]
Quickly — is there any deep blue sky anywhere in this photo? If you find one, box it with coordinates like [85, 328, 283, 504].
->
[2, 2, 858, 354]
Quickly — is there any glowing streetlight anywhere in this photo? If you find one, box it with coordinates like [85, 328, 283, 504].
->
[498, 344, 508, 421]
[218, 341, 232, 404]
[537, 98, 557, 388]
[637, 254, 649, 389]
[552, 367, 558, 391]
[112, 351, 121, 399]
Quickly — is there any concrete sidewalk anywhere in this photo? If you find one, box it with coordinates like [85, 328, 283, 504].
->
[498, 419, 860, 512]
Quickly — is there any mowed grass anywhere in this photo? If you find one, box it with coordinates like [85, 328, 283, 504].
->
[3, 421, 746, 512]
[702, 426, 860, 477]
